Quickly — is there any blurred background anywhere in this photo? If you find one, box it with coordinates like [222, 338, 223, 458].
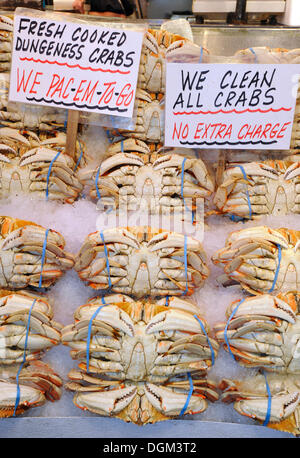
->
[1, 0, 300, 26]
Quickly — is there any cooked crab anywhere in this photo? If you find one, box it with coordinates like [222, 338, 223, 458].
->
[220, 372, 300, 436]
[0, 360, 62, 417]
[81, 138, 214, 219]
[0, 105, 69, 131]
[75, 226, 209, 297]
[62, 294, 219, 424]
[215, 292, 300, 373]
[0, 128, 84, 203]
[234, 46, 300, 63]
[138, 28, 206, 94]
[0, 15, 13, 72]
[212, 226, 300, 295]
[119, 89, 164, 143]
[0, 289, 62, 364]
[0, 216, 74, 289]
[214, 160, 300, 219]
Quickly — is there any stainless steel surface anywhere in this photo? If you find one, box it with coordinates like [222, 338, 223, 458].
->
[192, 1, 286, 14]
[190, 25, 300, 55]
[0, 418, 294, 438]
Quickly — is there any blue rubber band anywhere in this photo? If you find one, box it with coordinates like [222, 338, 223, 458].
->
[74, 139, 83, 173]
[181, 158, 195, 224]
[46, 151, 61, 201]
[165, 295, 169, 307]
[224, 298, 245, 361]
[193, 315, 215, 366]
[95, 166, 101, 200]
[121, 140, 124, 153]
[106, 130, 112, 143]
[199, 46, 203, 63]
[262, 371, 272, 427]
[64, 111, 68, 130]
[39, 228, 50, 288]
[183, 235, 188, 295]
[236, 164, 252, 219]
[86, 296, 106, 373]
[229, 214, 246, 223]
[269, 244, 282, 293]
[179, 372, 194, 417]
[249, 47, 258, 63]
[13, 298, 37, 416]
[13, 228, 49, 416]
[100, 230, 112, 289]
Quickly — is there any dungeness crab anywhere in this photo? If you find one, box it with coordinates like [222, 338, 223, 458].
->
[62, 294, 219, 424]
[75, 226, 209, 297]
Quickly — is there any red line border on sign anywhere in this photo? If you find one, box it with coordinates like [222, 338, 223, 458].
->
[19, 57, 131, 74]
[173, 107, 292, 115]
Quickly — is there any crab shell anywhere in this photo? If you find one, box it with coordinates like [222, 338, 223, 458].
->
[0, 128, 85, 203]
[138, 29, 206, 94]
[0, 104, 69, 131]
[0, 360, 62, 417]
[119, 89, 164, 143]
[220, 372, 300, 436]
[0, 127, 86, 167]
[0, 216, 75, 289]
[212, 226, 300, 295]
[82, 138, 214, 218]
[74, 226, 209, 297]
[0, 15, 13, 71]
[234, 47, 300, 64]
[215, 292, 300, 373]
[0, 289, 62, 364]
[214, 160, 300, 219]
[62, 294, 219, 424]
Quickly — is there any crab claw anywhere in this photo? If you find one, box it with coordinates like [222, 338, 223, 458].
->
[146, 309, 207, 335]
[235, 392, 300, 424]
[144, 383, 207, 416]
[0, 380, 45, 417]
[73, 385, 137, 416]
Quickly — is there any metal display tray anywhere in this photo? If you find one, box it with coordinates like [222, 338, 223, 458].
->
[0, 418, 294, 438]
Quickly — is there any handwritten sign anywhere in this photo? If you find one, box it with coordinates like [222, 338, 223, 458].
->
[165, 63, 300, 149]
[9, 13, 144, 118]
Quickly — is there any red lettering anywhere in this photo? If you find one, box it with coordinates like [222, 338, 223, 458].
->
[82, 80, 98, 104]
[202, 123, 211, 139]
[182, 124, 189, 139]
[62, 77, 74, 99]
[238, 124, 248, 139]
[46, 74, 60, 98]
[244, 124, 257, 139]
[98, 81, 116, 105]
[50, 77, 65, 98]
[252, 124, 262, 139]
[172, 122, 183, 140]
[73, 80, 87, 102]
[29, 72, 43, 95]
[16, 68, 33, 93]
[270, 123, 280, 139]
[194, 123, 204, 139]
[261, 123, 272, 139]
[116, 84, 133, 107]
[277, 122, 291, 139]
[223, 124, 232, 139]
[215, 124, 227, 139]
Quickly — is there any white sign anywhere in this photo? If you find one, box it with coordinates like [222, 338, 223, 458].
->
[9, 13, 144, 118]
[165, 63, 300, 149]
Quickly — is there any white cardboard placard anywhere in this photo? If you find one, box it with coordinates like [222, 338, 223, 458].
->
[9, 13, 144, 118]
[165, 63, 300, 150]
